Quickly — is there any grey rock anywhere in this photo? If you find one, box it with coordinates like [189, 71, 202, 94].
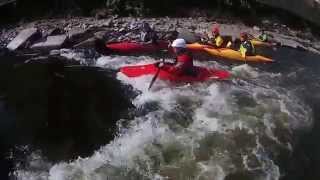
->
[7, 28, 39, 51]
[42, 28, 63, 38]
[253, 26, 260, 31]
[73, 37, 96, 48]
[103, 19, 113, 27]
[0, 0, 16, 7]
[258, 0, 320, 26]
[313, 43, 320, 51]
[177, 28, 201, 43]
[68, 28, 87, 40]
[94, 31, 108, 40]
[95, 9, 109, 19]
[125, 32, 133, 37]
[31, 35, 67, 50]
[119, 28, 126, 33]
[262, 19, 271, 25]
[48, 28, 64, 36]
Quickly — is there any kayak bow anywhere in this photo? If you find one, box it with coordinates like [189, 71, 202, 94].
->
[106, 41, 169, 53]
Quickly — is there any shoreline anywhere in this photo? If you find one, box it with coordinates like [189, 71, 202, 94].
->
[1, 16, 320, 55]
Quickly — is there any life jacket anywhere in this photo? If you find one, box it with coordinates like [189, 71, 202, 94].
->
[169, 51, 195, 76]
[240, 40, 255, 56]
[211, 35, 232, 48]
[176, 51, 193, 66]
[212, 35, 224, 47]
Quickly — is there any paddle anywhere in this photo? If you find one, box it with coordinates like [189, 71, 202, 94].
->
[148, 57, 165, 90]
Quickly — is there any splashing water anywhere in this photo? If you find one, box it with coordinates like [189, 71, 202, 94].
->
[13, 53, 313, 180]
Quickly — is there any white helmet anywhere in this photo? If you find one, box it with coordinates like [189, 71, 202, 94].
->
[171, 38, 186, 48]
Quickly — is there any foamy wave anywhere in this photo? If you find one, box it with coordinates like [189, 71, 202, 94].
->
[14, 55, 312, 180]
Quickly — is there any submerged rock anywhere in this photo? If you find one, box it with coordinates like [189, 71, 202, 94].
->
[4, 57, 134, 161]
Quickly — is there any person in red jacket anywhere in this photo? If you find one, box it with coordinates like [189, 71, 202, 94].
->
[159, 38, 195, 76]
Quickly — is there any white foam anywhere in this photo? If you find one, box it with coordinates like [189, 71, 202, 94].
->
[14, 55, 313, 180]
[232, 64, 259, 79]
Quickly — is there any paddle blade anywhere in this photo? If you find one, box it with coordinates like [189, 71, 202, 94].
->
[148, 67, 161, 90]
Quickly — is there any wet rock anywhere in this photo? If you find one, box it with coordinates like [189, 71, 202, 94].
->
[48, 28, 63, 36]
[6, 28, 40, 51]
[94, 9, 109, 19]
[262, 19, 271, 25]
[6, 58, 133, 161]
[67, 27, 87, 40]
[315, 43, 320, 49]
[177, 28, 200, 43]
[258, 0, 320, 26]
[103, 19, 113, 27]
[94, 31, 109, 41]
[73, 37, 96, 48]
[31, 35, 67, 50]
[253, 26, 260, 31]
[118, 27, 126, 33]
[42, 28, 64, 38]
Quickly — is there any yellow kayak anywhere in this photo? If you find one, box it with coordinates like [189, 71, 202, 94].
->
[204, 47, 273, 62]
[187, 43, 273, 62]
[251, 39, 273, 47]
[187, 40, 272, 50]
[186, 43, 211, 51]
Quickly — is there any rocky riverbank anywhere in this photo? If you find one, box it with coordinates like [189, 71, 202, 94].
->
[1, 16, 320, 57]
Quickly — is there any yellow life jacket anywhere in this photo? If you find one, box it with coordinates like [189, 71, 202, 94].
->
[212, 35, 224, 47]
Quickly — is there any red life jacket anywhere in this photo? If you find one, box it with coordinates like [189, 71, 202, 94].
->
[167, 51, 194, 75]
[176, 52, 193, 67]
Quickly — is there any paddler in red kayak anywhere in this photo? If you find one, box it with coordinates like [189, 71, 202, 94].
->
[239, 32, 255, 58]
[140, 22, 159, 44]
[158, 38, 195, 76]
[207, 25, 232, 48]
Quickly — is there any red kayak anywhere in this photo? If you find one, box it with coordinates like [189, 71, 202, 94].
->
[106, 41, 169, 53]
[120, 63, 230, 82]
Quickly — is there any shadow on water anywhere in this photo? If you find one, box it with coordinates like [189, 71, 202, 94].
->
[0, 52, 135, 179]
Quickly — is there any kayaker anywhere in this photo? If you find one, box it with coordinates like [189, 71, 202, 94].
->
[258, 30, 268, 42]
[239, 32, 255, 58]
[158, 38, 195, 76]
[140, 22, 158, 44]
[208, 25, 232, 48]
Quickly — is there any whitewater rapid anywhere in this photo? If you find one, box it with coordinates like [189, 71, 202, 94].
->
[13, 52, 313, 180]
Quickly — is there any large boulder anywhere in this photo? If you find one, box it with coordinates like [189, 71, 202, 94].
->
[258, 0, 320, 27]
[6, 28, 40, 51]
[31, 35, 67, 50]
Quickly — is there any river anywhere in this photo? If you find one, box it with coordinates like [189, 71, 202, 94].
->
[0, 46, 319, 180]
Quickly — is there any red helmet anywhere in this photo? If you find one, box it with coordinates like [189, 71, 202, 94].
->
[240, 32, 248, 39]
[212, 25, 220, 34]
